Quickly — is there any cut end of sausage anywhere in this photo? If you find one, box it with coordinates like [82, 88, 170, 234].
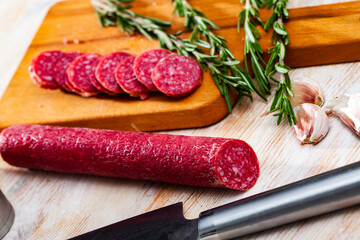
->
[215, 140, 259, 190]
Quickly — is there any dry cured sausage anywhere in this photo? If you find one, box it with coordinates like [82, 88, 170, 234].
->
[95, 52, 132, 94]
[28, 50, 64, 89]
[67, 53, 100, 97]
[115, 56, 149, 100]
[133, 49, 172, 91]
[152, 55, 202, 97]
[57, 52, 83, 91]
[88, 56, 114, 95]
[0, 125, 259, 190]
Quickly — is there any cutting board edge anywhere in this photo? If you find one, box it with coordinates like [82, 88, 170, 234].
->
[0, 89, 234, 132]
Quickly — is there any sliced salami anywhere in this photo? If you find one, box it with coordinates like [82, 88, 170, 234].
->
[53, 51, 83, 92]
[133, 49, 172, 91]
[115, 56, 149, 100]
[152, 55, 202, 97]
[67, 54, 100, 97]
[0, 125, 259, 190]
[29, 50, 64, 89]
[95, 52, 132, 94]
[89, 57, 114, 95]
[29, 64, 50, 89]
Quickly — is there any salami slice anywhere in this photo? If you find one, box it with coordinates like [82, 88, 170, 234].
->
[89, 57, 114, 95]
[115, 56, 150, 100]
[95, 52, 132, 94]
[29, 60, 42, 87]
[29, 50, 64, 89]
[29, 63, 52, 89]
[133, 49, 172, 91]
[54, 52, 83, 92]
[67, 54, 100, 97]
[152, 55, 202, 97]
[0, 125, 259, 190]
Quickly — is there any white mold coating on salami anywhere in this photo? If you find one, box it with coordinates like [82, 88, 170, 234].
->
[0, 125, 259, 190]
[133, 49, 172, 91]
[67, 53, 100, 97]
[95, 52, 132, 94]
[115, 56, 149, 99]
[152, 55, 202, 97]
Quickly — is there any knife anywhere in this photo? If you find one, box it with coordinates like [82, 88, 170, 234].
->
[0, 190, 14, 239]
[70, 161, 360, 240]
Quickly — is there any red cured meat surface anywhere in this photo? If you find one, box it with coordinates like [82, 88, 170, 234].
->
[67, 53, 100, 97]
[54, 52, 83, 92]
[95, 52, 132, 94]
[29, 61, 42, 87]
[133, 49, 172, 91]
[152, 55, 202, 98]
[29, 50, 64, 89]
[0, 125, 259, 190]
[115, 56, 149, 99]
[29, 64, 53, 89]
[89, 56, 113, 95]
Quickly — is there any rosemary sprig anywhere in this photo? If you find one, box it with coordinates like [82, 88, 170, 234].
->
[172, 0, 267, 106]
[238, 0, 271, 96]
[263, 0, 296, 126]
[92, 0, 259, 112]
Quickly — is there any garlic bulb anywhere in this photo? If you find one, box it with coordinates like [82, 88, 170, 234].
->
[325, 93, 360, 136]
[293, 103, 330, 144]
[290, 78, 325, 107]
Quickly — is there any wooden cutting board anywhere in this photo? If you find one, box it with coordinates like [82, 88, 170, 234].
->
[0, 0, 359, 132]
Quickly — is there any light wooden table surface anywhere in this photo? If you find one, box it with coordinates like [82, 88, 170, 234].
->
[1, 0, 359, 239]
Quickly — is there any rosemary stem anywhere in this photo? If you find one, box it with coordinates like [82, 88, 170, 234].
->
[180, 0, 192, 9]
[277, 17, 286, 83]
[244, 0, 250, 10]
[91, 0, 114, 12]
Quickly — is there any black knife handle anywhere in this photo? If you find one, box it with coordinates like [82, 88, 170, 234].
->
[198, 161, 360, 239]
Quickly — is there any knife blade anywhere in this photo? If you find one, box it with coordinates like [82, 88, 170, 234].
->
[70, 161, 360, 240]
[69, 203, 198, 240]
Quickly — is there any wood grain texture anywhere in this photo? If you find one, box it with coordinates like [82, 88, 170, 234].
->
[0, 0, 359, 240]
[0, 0, 360, 132]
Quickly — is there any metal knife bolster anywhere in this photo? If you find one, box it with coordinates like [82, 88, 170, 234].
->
[197, 162, 360, 240]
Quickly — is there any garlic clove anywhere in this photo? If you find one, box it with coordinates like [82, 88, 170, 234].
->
[290, 78, 325, 107]
[293, 103, 330, 145]
[324, 93, 360, 137]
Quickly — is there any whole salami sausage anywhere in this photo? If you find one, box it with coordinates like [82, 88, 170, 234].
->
[0, 125, 259, 190]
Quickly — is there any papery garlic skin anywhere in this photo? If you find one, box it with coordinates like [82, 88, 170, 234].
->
[290, 78, 325, 107]
[293, 103, 330, 144]
[325, 93, 360, 137]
